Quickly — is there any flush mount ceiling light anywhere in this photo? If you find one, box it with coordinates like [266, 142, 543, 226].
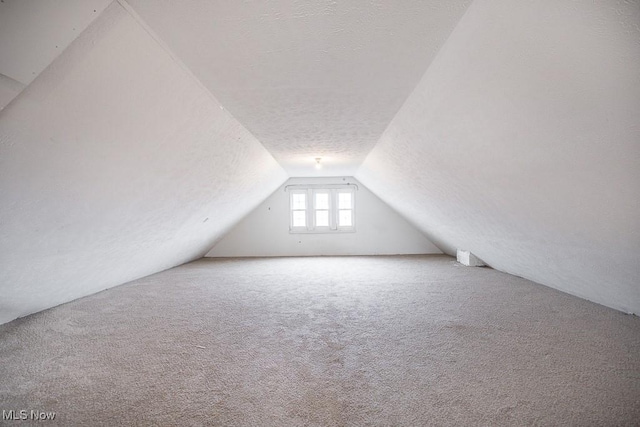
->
[315, 157, 322, 169]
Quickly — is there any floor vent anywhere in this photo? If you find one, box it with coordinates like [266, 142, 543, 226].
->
[457, 249, 485, 267]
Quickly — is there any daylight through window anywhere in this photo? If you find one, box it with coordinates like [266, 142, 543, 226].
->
[289, 187, 355, 233]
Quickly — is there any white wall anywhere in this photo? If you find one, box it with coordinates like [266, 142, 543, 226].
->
[0, 73, 24, 111]
[0, 0, 112, 86]
[207, 177, 441, 257]
[0, 2, 287, 325]
[357, 0, 640, 314]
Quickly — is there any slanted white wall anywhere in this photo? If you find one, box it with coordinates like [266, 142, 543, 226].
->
[0, 0, 112, 85]
[357, 0, 640, 314]
[207, 177, 441, 257]
[0, 74, 24, 111]
[0, 2, 287, 325]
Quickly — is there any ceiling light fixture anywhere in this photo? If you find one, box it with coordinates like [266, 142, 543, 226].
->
[315, 157, 322, 169]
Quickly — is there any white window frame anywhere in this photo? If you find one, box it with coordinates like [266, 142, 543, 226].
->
[289, 186, 355, 233]
[289, 190, 308, 230]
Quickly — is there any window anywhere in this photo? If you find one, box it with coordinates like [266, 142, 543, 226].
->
[289, 186, 355, 233]
[338, 191, 353, 227]
[314, 191, 330, 228]
[291, 192, 307, 227]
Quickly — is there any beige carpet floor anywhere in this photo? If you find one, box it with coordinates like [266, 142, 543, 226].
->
[1, 255, 639, 426]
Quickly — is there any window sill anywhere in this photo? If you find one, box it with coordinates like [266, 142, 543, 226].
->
[289, 228, 356, 234]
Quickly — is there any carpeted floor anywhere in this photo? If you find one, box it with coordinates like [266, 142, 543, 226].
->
[1, 255, 639, 426]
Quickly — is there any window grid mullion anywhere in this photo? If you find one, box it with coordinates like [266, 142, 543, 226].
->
[307, 189, 313, 230]
[331, 189, 337, 230]
[290, 186, 355, 233]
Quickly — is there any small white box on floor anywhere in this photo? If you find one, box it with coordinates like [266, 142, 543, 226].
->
[457, 249, 485, 267]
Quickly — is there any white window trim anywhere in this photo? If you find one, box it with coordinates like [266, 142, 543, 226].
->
[289, 190, 308, 230]
[289, 186, 355, 234]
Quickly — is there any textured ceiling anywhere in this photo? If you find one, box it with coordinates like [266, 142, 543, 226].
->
[126, 0, 473, 176]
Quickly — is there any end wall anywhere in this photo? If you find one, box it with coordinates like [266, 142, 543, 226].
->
[207, 177, 441, 257]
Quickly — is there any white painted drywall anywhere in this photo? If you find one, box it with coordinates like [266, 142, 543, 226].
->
[0, 0, 112, 85]
[0, 2, 286, 325]
[0, 73, 24, 111]
[206, 177, 441, 257]
[357, 0, 640, 314]
[125, 0, 473, 176]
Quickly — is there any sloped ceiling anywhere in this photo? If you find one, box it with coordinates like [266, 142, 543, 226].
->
[125, 0, 473, 176]
[0, 1, 286, 324]
[0, 73, 24, 111]
[1, 0, 638, 324]
[0, 0, 111, 109]
[356, 0, 640, 314]
[0, 0, 111, 85]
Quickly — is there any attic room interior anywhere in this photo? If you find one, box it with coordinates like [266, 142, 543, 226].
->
[0, 0, 639, 425]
